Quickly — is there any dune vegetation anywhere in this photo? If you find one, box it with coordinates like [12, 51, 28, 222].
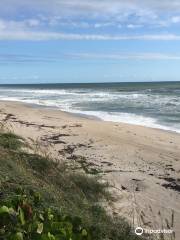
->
[0, 130, 145, 240]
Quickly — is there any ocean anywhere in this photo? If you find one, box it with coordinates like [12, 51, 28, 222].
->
[0, 81, 180, 133]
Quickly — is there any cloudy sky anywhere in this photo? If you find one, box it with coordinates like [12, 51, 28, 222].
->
[1, 0, 180, 83]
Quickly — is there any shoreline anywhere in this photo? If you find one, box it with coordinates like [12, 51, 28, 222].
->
[0, 100, 180, 239]
[1, 99, 180, 135]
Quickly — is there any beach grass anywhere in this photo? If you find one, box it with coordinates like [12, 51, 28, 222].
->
[0, 130, 146, 240]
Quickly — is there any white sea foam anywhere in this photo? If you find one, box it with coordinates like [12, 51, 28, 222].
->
[10, 97, 179, 133]
[0, 87, 180, 134]
[61, 109, 180, 133]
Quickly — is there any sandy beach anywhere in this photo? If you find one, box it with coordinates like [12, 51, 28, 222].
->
[0, 100, 180, 238]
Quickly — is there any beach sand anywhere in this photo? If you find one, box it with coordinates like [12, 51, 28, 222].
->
[0, 101, 180, 238]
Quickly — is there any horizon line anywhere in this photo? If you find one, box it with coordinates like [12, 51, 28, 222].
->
[0, 80, 180, 85]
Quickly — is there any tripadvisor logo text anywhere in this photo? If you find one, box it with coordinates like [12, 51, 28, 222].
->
[135, 227, 174, 236]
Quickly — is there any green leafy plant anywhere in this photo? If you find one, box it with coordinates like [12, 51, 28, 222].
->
[0, 190, 91, 240]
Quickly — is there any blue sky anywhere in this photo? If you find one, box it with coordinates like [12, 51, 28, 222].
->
[1, 0, 180, 83]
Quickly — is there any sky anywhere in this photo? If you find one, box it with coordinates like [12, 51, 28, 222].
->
[1, 1, 180, 83]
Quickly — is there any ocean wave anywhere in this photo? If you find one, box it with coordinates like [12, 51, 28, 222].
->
[62, 110, 180, 133]
[0, 86, 180, 134]
[1, 88, 179, 106]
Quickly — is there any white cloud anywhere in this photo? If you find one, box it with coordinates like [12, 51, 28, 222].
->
[2, 52, 180, 65]
[0, 21, 6, 30]
[0, 29, 180, 41]
[171, 16, 180, 23]
[1, 0, 180, 29]
[2, 0, 180, 14]
[68, 52, 180, 60]
[0, 0, 180, 40]
[0, 18, 40, 31]
[0, 54, 55, 63]
[0, 17, 180, 41]
[26, 19, 40, 27]
[94, 22, 115, 28]
[0, 19, 25, 30]
[127, 24, 143, 29]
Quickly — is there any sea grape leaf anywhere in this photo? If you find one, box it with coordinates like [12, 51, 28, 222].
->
[37, 223, 44, 234]
[0, 206, 10, 215]
[19, 208, 25, 225]
[13, 232, 24, 240]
